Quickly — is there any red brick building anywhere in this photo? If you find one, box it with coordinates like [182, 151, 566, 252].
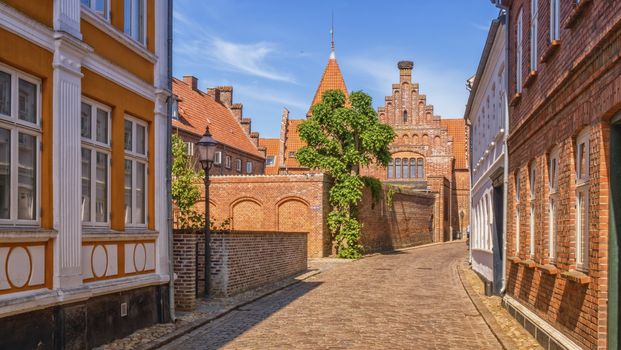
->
[172, 76, 265, 175]
[360, 61, 470, 241]
[501, 0, 621, 349]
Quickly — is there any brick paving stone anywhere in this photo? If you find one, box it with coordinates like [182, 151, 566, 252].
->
[159, 242, 502, 350]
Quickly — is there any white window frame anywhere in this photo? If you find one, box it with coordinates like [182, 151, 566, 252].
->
[225, 155, 231, 169]
[124, 116, 149, 227]
[235, 159, 242, 172]
[246, 161, 252, 174]
[548, 147, 559, 262]
[529, 164, 536, 258]
[550, 0, 560, 41]
[0, 63, 41, 226]
[124, 0, 147, 45]
[515, 173, 521, 254]
[81, 97, 111, 226]
[516, 9, 524, 93]
[530, 0, 539, 71]
[214, 151, 222, 165]
[575, 129, 590, 271]
[185, 142, 194, 156]
[81, 0, 110, 21]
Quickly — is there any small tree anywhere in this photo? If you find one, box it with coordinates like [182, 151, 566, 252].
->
[297, 90, 395, 258]
[171, 134, 204, 229]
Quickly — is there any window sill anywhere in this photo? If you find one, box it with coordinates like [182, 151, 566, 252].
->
[564, 0, 592, 29]
[523, 70, 538, 89]
[510, 93, 522, 107]
[508, 256, 522, 264]
[561, 269, 591, 285]
[540, 40, 561, 63]
[519, 259, 536, 268]
[83, 228, 158, 242]
[537, 263, 559, 275]
[0, 228, 57, 242]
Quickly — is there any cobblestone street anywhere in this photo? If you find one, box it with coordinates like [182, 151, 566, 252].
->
[160, 242, 502, 349]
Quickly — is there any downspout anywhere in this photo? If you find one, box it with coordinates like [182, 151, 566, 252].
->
[166, 0, 176, 322]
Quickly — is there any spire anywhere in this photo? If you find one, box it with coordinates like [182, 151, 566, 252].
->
[330, 12, 335, 59]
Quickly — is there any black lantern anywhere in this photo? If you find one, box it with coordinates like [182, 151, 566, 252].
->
[196, 126, 218, 171]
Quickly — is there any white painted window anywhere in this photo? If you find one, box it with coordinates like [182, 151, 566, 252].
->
[575, 129, 590, 271]
[185, 142, 194, 156]
[530, 0, 539, 71]
[214, 151, 222, 165]
[124, 117, 148, 226]
[549, 147, 559, 261]
[550, 0, 560, 41]
[81, 98, 111, 225]
[0, 63, 40, 225]
[81, 0, 110, 20]
[529, 164, 536, 257]
[124, 0, 146, 45]
[225, 155, 231, 169]
[516, 9, 524, 93]
[235, 159, 242, 172]
[246, 161, 253, 174]
[515, 173, 521, 254]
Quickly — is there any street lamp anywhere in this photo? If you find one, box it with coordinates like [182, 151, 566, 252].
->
[196, 126, 218, 297]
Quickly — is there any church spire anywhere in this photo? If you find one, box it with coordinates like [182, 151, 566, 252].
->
[330, 12, 335, 59]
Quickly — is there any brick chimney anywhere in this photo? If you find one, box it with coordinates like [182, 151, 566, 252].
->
[206, 87, 220, 102]
[398, 60, 413, 83]
[230, 103, 243, 122]
[240, 118, 251, 134]
[250, 131, 260, 147]
[217, 86, 233, 107]
[183, 75, 198, 90]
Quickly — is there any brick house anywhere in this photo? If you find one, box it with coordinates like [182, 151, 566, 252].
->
[499, 0, 621, 348]
[172, 76, 266, 175]
[360, 61, 470, 241]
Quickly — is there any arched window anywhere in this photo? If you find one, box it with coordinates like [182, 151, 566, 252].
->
[395, 158, 401, 179]
[402, 158, 409, 178]
[418, 158, 424, 178]
[403, 110, 408, 123]
[410, 158, 416, 178]
[387, 159, 394, 178]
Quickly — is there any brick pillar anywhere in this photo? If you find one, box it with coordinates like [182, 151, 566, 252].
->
[173, 231, 198, 311]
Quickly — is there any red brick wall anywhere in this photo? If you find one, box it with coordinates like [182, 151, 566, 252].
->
[358, 186, 435, 253]
[505, 2, 621, 348]
[172, 231, 198, 311]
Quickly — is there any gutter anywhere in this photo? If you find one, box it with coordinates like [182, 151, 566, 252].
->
[166, 0, 176, 321]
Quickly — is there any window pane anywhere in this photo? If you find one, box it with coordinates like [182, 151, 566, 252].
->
[94, 0, 106, 13]
[136, 124, 146, 154]
[18, 79, 37, 123]
[96, 108, 108, 144]
[387, 159, 393, 178]
[395, 159, 401, 179]
[124, 160, 132, 224]
[81, 148, 91, 222]
[0, 71, 10, 116]
[81, 102, 92, 139]
[418, 159, 424, 178]
[124, 0, 131, 34]
[136, 162, 146, 224]
[17, 133, 36, 220]
[0, 128, 10, 219]
[95, 152, 107, 222]
[402, 158, 409, 178]
[410, 159, 416, 178]
[124, 120, 133, 151]
[579, 142, 587, 180]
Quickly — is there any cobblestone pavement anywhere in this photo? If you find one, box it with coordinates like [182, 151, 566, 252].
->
[160, 242, 502, 350]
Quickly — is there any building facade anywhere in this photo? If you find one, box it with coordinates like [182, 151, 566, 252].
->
[172, 76, 265, 176]
[465, 17, 507, 295]
[502, 0, 621, 348]
[360, 61, 470, 242]
[0, 0, 172, 348]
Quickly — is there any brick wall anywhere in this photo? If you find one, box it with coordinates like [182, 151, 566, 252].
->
[505, 2, 621, 349]
[172, 231, 198, 311]
[358, 186, 435, 253]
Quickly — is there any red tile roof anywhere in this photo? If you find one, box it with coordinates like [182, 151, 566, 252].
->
[283, 119, 306, 168]
[172, 78, 264, 158]
[441, 119, 468, 169]
[258, 138, 280, 175]
[309, 57, 349, 114]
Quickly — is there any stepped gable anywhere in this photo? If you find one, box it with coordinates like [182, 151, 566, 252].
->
[172, 77, 264, 158]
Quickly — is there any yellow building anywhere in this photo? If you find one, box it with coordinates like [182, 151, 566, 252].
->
[0, 0, 172, 347]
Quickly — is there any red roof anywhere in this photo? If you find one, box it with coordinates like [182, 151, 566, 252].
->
[172, 78, 263, 158]
[309, 57, 349, 114]
[441, 119, 468, 169]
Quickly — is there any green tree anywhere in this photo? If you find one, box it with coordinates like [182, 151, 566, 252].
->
[171, 133, 204, 229]
[296, 90, 395, 258]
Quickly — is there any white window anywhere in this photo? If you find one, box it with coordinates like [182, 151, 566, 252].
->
[81, 98, 111, 225]
[246, 161, 253, 174]
[235, 159, 242, 172]
[576, 129, 590, 271]
[225, 155, 231, 169]
[214, 151, 222, 165]
[81, 0, 110, 20]
[530, 0, 539, 71]
[124, 0, 146, 44]
[516, 9, 524, 93]
[549, 148, 559, 261]
[0, 64, 40, 224]
[185, 142, 194, 156]
[515, 174, 521, 254]
[529, 165, 536, 257]
[265, 156, 275, 166]
[550, 0, 560, 41]
[124, 117, 148, 226]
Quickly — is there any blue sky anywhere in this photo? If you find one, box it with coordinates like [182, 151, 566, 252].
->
[173, 1, 500, 138]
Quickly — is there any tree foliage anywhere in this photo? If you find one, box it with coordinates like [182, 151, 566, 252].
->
[171, 134, 204, 229]
[297, 90, 395, 258]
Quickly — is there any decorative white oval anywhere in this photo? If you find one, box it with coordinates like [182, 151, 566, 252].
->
[6, 247, 31, 288]
[92, 245, 108, 278]
[133, 243, 146, 272]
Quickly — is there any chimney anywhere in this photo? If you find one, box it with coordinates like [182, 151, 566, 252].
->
[398, 60, 413, 83]
[183, 75, 198, 90]
[258, 146, 267, 158]
[217, 86, 233, 107]
[230, 103, 243, 121]
[250, 131, 260, 147]
[206, 87, 220, 101]
[240, 118, 251, 134]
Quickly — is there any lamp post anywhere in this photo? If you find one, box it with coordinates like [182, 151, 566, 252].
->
[196, 126, 218, 297]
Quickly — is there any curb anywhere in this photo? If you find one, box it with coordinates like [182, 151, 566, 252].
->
[136, 269, 322, 350]
[456, 262, 517, 350]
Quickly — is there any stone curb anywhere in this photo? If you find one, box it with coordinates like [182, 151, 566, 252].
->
[362, 239, 463, 259]
[135, 269, 322, 350]
[456, 262, 517, 350]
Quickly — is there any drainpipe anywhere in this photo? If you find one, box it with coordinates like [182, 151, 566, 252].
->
[492, 0, 510, 295]
[166, 0, 176, 322]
